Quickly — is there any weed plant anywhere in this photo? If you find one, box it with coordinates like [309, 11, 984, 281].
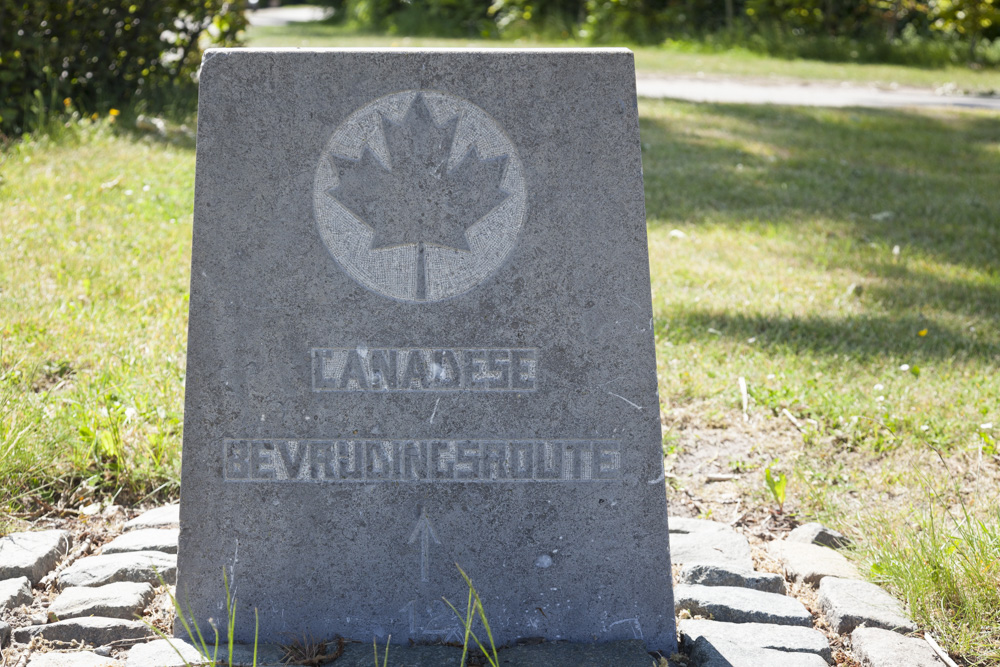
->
[857, 501, 1000, 664]
[443, 565, 500, 667]
[151, 569, 259, 667]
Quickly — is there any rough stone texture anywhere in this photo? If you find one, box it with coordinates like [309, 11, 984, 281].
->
[48, 582, 155, 621]
[851, 627, 947, 667]
[818, 577, 917, 634]
[125, 639, 210, 667]
[668, 517, 754, 570]
[0, 576, 33, 611]
[58, 552, 176, 589]
[27, 653, 123, 667]
[122, 505, 179, 532]
[685, 637, 830, 667]
[0, 530, 72, 585]
[680, 619, 832, 665]
[788, 522, 850, 549]
[495, 639, 655, 666]
[13, 617, 152, 646]
[176, 48, 675, 652]
[674, 584, 813, 627]
[678, 563, 786, 594]
[768, 540, 860, 585]
[0, 619, 10, 649]
[101, 529, 179, 555]
[126, 640, 289, 667]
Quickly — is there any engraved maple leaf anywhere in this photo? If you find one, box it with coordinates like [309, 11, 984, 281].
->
[327, 94, 509, 252]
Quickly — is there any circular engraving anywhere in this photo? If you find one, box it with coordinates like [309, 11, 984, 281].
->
[314, 91, 527, 303]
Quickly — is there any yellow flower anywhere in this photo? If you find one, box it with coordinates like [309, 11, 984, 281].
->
[90, 112, 98, 121]
[63, 97, 71, 107]
[109, 108, 120, 117]
[918, 328, 928, 337]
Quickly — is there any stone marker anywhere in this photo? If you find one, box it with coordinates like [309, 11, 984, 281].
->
[176, 48, 675, 651]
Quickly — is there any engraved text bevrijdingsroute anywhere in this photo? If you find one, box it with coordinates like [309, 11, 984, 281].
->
[312, 347, 537, 392]
[224, 439, 621, 483]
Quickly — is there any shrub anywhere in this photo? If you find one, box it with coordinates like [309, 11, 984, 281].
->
[0, 0, 246, 138]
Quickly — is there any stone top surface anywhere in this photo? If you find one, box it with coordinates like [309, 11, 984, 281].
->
[122, 505, 179, 532]
[177, 49, 674, 651]
[0, 530, 72, 584]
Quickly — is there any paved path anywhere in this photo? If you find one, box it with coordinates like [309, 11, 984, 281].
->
[636, 74, 1000, 110]
[246, 5, 332, 27]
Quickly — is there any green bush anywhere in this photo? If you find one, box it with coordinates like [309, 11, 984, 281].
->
[0, 0, 246, 138]
[323, 0, 999, 65]
[335, 0, 495, 37]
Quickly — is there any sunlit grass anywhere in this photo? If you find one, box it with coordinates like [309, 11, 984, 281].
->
[642, 100, 999, 456]
[0, 119, 193, 506]
[642, 99, 999, 661]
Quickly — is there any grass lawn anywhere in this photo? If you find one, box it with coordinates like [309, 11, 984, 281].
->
[640, 99, 1000, 663]
[247, 21, 1000, 92]
[2, 95, 998, 662]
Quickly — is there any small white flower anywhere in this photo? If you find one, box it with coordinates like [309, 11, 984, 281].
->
[899, 364, 909, 371]
[766, 374, 776, 380]
[921, 425, 930, 432]
[124, 189, 133, 196]
[874, 383, 884, 391]
[982, 423, 994, 430]
[124, 406, 138, 420]
[876, 396, 885, 402]
[142, 184, 151, 192]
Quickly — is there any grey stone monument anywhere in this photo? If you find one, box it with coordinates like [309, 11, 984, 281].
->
[176, 48, 676, 652]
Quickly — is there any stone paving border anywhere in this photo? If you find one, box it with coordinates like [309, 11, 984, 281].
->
[818, 576, 917, 634]
[0, 507, 956, 666]
[851, 627, 948, 666]
[0, 531, 72, 585]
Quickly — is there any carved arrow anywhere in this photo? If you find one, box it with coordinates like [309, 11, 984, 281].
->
[408, 508, 441, 583]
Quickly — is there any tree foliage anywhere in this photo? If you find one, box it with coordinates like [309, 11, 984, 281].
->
[331, 0, 999, 63]
[0, 0, 246, 138]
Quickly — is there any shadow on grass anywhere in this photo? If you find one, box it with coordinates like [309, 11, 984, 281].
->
[640, 102, 1000, 273]
[641, 101, 1000, 353]
[661, 308, 1000, 361]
